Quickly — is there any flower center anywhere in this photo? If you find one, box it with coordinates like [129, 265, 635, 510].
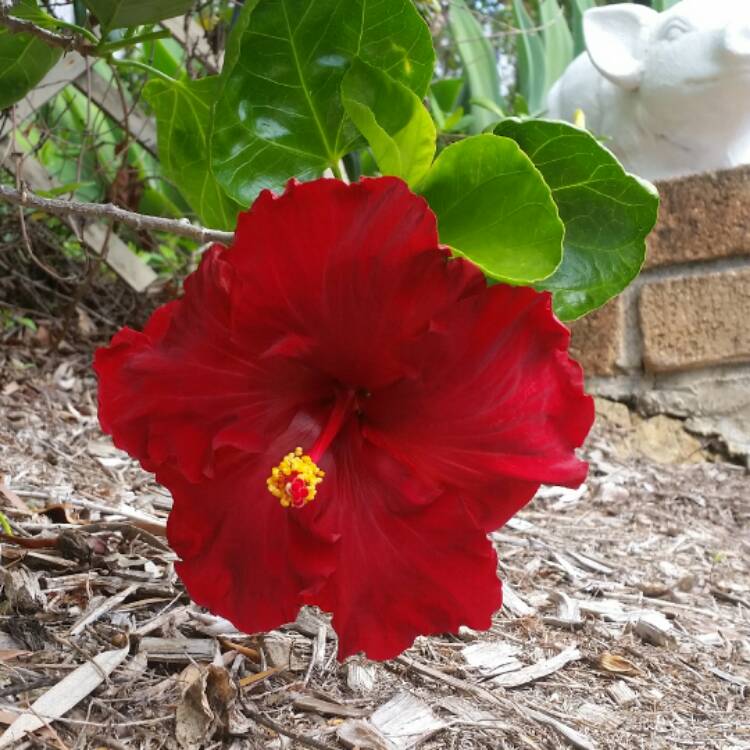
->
[267, 391, 356, 509]
[267, 447, 325, 508]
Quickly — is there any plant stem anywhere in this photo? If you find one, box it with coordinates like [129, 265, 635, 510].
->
[108, 57, 177, 84]
[0, 185, 234, 245]
[96, 29, 171, 54]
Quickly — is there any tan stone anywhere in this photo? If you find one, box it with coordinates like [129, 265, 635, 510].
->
[594, 396, 632, 430]
[646, 166, 750, 268]
[631, 414, 705, 464]
[594, 398, 706, 463]
[640, 269, 750, 372]
[569, 297, 624, 376]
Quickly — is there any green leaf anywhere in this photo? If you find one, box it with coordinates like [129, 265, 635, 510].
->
[9, 0, 63, 30]
[494, 118, 659, 320]
[144, 76, 242, 230]
[0, 6, 61, 110]
[82, 0, 194, 29]
[417, 134, 564, 284]
[571, 0, 595, 57]
[512, 0, 546, 115]
[651, 0, 680, 10]
[341, 59, 436, 186]
[212, 0, 434, 205]
[430, 78, 464, 115]
[447, 0, 503, 133]
[540, 0, 574, 94]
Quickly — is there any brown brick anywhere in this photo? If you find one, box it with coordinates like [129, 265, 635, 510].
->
[646, 166, 750, 268]
[640, 269, 750, 372]
[569, 296, 624, 376]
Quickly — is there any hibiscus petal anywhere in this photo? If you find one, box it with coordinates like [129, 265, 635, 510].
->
[164, 413, 338, 633]
[311, 425, 502, 660]
[95, 246, 331, 481]
[225, 178, 482, 390]
[363, 284, 593, 530]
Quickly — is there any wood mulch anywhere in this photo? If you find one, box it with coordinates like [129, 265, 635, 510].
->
[0, 336, 748, 750]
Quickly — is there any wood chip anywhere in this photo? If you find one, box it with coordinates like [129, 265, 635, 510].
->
[492, 646, 582, 688]
[501, 582, 535, 617]
[140, 637, 216, 663]
[545, 591, 584, 629]
[461, 641, 522, 677]
[525, 707, 597, 750]
[0, 645, 128, 747]
[370, 692, 447, 750]
[607, 680, 637, 707]
[346, 661, 377, 693]
[337, 719, 392, 750]
[634, 612, 676, 647]
[70, 583, 138, 635]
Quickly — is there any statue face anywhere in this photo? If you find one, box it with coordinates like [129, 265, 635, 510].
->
[585, 0, 750, 130]
[641, 0, 750, 123]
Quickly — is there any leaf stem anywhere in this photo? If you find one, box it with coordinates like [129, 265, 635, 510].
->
[96, 29, 171, 54]
[108, 57, 177, 85]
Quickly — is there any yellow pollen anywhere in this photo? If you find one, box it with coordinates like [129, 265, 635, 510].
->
[266, 447, 325, 509]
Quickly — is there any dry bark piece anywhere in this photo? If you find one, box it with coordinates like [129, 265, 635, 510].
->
[633, 612, 676, 647]
[0, 645, 128, 747]
[69, 583, 138, 635]
[491, 645, 582, 688]
[337, 719, 392, 750]
[262, 632, 310, 671]
[501, 582, 536, 617]
[461, 641, 522, 677]
[524, 707, 598, 750]
[546, 591, 584, 629]
[346, 661, 377, 692]
[3, 568, 46, 612]
[607, 680, 637, 707]
[369, 691, 447, 750]
[139, 637, 216, 663]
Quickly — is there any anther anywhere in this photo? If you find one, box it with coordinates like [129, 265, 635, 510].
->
[266, 447, 325, 509]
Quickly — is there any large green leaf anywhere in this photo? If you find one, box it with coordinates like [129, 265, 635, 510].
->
[144, 76, 242, 230]
[540, 0, 574, 94]
[82, 0, 194, 29]
[447, 0, 503, 133]
[512, 0, 546, 115]
[0, 6, 61, 110]
[341, 59, 435, 186]
[211, 0, 434, 205]
[494, 118, 658, 320]
[417, 134, 563, 284]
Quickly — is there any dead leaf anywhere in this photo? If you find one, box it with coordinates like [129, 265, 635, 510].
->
[175, 665, 237, 750]
[596, 652, 640, 676]
[76, 306, 96, 337]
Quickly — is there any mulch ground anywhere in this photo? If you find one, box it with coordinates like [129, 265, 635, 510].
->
[0, 334, 748, 750]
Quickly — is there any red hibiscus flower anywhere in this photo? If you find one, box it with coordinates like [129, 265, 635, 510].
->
[95, 177, 593, 660]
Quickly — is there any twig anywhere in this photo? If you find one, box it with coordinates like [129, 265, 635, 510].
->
[0, 11, 96, 55]
[242, 704, 338, 750]
[0, 184, 235, 245]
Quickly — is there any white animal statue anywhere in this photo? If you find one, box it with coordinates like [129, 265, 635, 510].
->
[546, 0, 750, 181]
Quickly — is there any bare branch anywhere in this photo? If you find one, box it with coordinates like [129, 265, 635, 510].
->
[0, 10, 96, 55]
[0, 184, 235, 245]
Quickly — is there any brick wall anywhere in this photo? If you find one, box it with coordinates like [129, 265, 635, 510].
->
[568, 165, 750, 464]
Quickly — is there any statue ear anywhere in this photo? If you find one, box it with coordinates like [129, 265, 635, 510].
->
[583, 4, 658, 90]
